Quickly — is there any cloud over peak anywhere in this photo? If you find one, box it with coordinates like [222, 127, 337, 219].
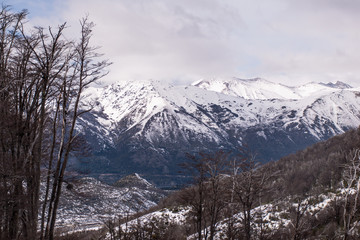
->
[11, 0, 360, 86]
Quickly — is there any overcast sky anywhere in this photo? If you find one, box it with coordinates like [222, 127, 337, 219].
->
[10, 0, 360, 87]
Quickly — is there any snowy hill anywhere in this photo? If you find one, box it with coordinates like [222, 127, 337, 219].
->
[75, 78, 360, 187]
[49, 175, 165, 233]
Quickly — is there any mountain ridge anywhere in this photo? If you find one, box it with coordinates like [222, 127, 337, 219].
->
[75, 78, 360, 187]
[193, 77, 353, 100]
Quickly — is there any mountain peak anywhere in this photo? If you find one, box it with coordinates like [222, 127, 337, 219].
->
[192, 77, 300, 100]
[192, 77, 354, 100]
[319, 81, 352, 89]
[192, 77, 267, 87]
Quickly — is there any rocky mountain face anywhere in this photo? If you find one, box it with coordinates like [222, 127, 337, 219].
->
[75, 78, 360, 187]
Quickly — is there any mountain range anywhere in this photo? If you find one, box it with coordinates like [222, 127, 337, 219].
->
[74, 78, 360, 187]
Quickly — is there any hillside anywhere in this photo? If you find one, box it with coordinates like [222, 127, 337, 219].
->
[87, 126, 360, 240]
[47, 174, 165, 234]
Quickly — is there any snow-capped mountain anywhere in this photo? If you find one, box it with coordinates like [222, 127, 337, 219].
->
[76, 78, 360, 187]
[193, 77, 352, 100]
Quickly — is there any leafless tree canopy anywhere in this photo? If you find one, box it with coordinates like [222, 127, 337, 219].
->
[0, 5, 110, 240]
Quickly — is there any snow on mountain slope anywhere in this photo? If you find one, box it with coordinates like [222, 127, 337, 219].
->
[76, 78, 360, 185]
[82, 81, 237, 150]
[85, 79, 359, 140]
[193, 77, 351, 100]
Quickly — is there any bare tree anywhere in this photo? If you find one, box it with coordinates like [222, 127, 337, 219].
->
[181, 152, 208, 240]
[181, 150, 229, 240]
[342, 149, 360, 240]
[42, 17, 110, 240]
[202, 150, 229, 240]
[0, 5, 44, 239]
[232, 148, 273, 240]
[19, 21, 71, 240]
[288, 197, 313, 240]
[0, 6, 109, 239]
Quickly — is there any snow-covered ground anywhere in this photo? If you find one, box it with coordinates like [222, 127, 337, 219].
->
[40, 175, 165, 234]
[110, 187, 355, 240]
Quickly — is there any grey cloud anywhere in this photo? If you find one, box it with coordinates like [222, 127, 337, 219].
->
[12, 0, 360, 87]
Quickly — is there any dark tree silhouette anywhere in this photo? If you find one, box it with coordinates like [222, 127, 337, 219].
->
[181, 150, 229, 240]
[0, 6, 110, 239]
